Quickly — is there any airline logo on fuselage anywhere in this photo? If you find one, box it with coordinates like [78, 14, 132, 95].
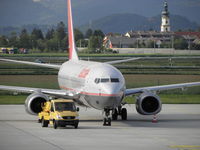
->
[78, 68, 90, 78]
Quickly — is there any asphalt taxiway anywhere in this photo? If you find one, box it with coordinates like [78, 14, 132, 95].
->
[0, 104, 200, 150]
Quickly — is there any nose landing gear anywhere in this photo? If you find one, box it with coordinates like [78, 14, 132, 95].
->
[103, 105, 128, 126]
[103, 108, 112, 126]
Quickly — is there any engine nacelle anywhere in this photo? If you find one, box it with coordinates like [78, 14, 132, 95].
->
[25, 93, 49, 115]
[136, 92, 162, 115]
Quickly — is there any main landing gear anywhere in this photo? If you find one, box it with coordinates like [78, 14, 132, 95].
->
[103, 106, 127, 126]
[112, 106, 127, 121]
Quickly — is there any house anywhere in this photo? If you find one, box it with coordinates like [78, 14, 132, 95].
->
[104, 31, 174, 49]
[103, 36, 137, 49]
[175, 32, 200, 42]
[125, 31, 174, 42]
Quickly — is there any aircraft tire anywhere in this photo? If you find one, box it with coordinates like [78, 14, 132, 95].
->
[112, 109, 118, 120]
[41, 118, 48, 127]
[121, 108, 127, 120]
[108, 118, 111, 126]
[74, 123, 78, 129]
[53, 120, 58, 129]
[103, 118, 111, 126]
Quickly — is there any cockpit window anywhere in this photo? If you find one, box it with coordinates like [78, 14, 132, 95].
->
[94, 78, 119, 84]
[111, 78, 119, 82]
[101, 78, 109, 83]
[94, 78, 100, 84]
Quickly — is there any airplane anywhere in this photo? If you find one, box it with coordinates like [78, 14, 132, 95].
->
[1, 0, 200, 126]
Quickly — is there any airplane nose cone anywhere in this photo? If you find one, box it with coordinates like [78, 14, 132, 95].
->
[85, 85, 124, 110]
[97, 85, 124, 109]
[103, 85, 120, 95]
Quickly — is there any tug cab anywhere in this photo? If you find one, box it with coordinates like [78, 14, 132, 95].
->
[38, 99, 79, 129]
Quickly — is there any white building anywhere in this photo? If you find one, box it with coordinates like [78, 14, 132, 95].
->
[161, 1, 170, 32]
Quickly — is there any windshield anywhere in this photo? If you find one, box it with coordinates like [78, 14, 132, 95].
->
[54, 102, 76, 112]
[94, 78, 119, 84]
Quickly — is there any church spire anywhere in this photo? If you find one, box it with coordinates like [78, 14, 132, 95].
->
[161, 1, 171, 32]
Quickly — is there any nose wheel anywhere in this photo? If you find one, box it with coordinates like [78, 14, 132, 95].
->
[103, 106, 127, 126]
[103, 109, 112, 126]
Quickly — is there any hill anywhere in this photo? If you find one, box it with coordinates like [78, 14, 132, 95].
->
[0, 13, 199, 36]
[80, 14, 199, 33]
[0, 0, 200, 27]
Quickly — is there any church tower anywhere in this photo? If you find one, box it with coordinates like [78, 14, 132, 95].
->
[161, 1, 170, 32]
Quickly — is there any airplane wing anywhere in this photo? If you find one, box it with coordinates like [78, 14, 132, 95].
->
[105, 57, 140, 64]
[105, 56, 200, 65]
[0, 85, 79, 99]
[125, 82, 200, 96]
[0, 58, 61, 69]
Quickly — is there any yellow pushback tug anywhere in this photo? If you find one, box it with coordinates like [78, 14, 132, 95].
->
[38, 99, 79, 129]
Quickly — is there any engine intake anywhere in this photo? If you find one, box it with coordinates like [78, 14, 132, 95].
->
[136, 92, 162, 115]
[25, 93, 49, 115]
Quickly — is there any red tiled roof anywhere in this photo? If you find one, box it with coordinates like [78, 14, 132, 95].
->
[175, 32, 200, 38]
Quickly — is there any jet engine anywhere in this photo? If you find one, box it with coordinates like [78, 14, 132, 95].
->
[25, 93, 49, 115]
[136, 92, 162, 115]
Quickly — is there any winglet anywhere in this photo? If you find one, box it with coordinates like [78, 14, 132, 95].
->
[67, 0, 79, 60]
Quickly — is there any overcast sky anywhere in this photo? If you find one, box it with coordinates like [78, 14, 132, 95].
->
[0, 0, 199, 26]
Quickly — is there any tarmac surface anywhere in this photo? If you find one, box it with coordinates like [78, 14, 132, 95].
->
[0, 104, 200, 150]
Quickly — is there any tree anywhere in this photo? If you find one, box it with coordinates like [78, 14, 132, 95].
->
[74, 28, 84, 42]
[37, 39, 46, 51]
[93, 30, 104, 38]
[174, 37, 188, 49]
[197, 27, 200, 32]
[56, 22, 66, 41]
[74, 28, 84, 47]
[46, 29, 55, 40]
[61, 36, 68, 51]
[88, 36, 103, 52]
[55, 22, 66, 50]
[85, 28, 93, 38]
[19, 29, 31, 49]
[46, 39, 59, 51]
[31, 28, 44, 40]
[0, 36, 8, 47]
[8, 32, 19, 47]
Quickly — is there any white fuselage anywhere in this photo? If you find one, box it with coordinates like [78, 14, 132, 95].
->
[58, 60, 125, 110]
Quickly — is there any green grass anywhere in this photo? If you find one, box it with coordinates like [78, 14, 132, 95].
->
[0, 95, 27, 104]
[124, 94, 200, 104]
